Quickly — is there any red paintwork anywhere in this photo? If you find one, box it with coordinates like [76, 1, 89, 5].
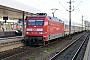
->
[47, 20, 64, 34]
[25, 16, 64, 42]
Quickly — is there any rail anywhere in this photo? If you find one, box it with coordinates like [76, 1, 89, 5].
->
[50, 32, 89, 60]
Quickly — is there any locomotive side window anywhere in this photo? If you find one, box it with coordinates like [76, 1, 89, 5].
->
[36, 20, 43, 25]
[28, 20, 35, 25]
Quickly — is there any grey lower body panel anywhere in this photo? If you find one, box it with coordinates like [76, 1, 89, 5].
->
[47, 32, 64, 41]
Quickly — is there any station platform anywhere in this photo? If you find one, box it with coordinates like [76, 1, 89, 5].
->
[0, 36, 24, 52]
[0, 36, 24, 44]
[0, 31, 16, 37]
[83, 37, 90, 60]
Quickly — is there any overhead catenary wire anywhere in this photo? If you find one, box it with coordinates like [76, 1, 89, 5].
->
[72, 1, 83, 11]
[59, 2, 68, 11]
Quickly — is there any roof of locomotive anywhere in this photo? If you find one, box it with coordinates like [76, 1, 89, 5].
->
[27, 15, 63, 23]
[27, 13, 63, 22]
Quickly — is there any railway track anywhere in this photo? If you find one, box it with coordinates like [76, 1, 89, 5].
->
[50, 31, 90, 60]
[0, 39, 57, 60]
[0, 46, 36, 60]
[0, 31, 86, 60]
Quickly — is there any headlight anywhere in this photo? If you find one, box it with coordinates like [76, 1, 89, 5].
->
[39, 32, 43, 34]
[26, 32, 29, 34]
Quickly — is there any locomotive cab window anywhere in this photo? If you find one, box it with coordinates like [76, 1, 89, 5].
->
[28, 20, 35, 25]
[28, 20, 44, 25]
[36, 20, 43, 25]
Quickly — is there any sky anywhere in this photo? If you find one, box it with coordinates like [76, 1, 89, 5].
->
[15, 0, 90, 25]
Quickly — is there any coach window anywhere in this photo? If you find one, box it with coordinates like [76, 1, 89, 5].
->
[28, 20, 35, 25]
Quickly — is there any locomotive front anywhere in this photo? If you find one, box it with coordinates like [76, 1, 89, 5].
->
[25, 16, 48, 45]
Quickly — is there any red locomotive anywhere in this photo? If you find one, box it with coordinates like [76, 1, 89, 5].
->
[24, 13, 64, 45]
